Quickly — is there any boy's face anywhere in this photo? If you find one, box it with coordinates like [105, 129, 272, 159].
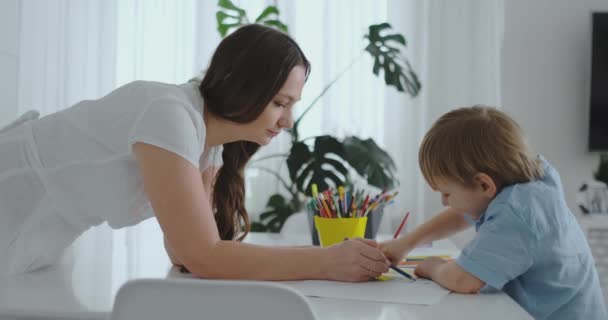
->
[433, 175, 496, 220]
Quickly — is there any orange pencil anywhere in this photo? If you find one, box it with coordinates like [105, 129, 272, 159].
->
[349, 195, 357, 217]
[316, 198, 328, 217]
[320, 194, 332, 218]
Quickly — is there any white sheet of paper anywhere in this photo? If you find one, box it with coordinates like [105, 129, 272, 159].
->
[279, 277, 450, 305]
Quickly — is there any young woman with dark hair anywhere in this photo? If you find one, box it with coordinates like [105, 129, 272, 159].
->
[0, 24, 390, 282]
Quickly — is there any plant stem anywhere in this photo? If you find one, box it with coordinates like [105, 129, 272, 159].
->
[248, 165, 293, 192]
[293, 51, 365, 142]
[250, 153, 288, 164]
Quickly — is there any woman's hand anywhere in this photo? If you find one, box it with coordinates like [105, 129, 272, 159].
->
[379, 238, 415, 266]
[323, 238, 390, 282]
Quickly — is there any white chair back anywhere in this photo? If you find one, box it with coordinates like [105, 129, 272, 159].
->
[111, 278, 317, 320]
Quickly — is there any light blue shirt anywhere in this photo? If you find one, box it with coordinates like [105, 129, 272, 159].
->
[456, 156, 607, 319]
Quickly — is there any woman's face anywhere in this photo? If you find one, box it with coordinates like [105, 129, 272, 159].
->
[243, 65, 307, 146]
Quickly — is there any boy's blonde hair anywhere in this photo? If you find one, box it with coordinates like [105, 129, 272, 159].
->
[419, 105, 543, 190]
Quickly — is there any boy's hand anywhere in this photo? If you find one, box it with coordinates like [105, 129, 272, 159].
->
[413, 257, 446, 279]
[379, 239, 414, 265]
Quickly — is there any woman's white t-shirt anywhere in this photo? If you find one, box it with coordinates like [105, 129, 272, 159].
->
[0, 80, 222, 275]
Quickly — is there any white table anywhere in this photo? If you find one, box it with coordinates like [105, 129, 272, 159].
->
[0, 220, 532, 320]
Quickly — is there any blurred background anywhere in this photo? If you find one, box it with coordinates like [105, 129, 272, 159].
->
[1, 0, 607, 303]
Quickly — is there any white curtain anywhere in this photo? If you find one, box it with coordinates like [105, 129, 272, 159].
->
[11, 0, 504, 285]
[250, 0, 504, 239]
[18, 0, 117, 115]
[17, 0, 119, 306]
[15, 0, 217, 302]
[383, 0, 504, 245]
[244, 0, 391, 221]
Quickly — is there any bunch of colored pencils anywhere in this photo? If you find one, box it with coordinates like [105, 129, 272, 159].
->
[308, 184, 398, 218]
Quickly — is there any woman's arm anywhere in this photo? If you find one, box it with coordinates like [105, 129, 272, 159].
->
[381, 207, 471, 265]
[133, 143, 389, 282]
[201, 165, 219, 202]
[164, 236, 182, 265]
[165, 166, 219, 266]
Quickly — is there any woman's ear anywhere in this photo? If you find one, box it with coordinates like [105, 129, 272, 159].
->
[474, 173, 497, 198]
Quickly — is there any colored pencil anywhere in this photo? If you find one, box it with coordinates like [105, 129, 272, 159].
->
[393, 211, 410, 239]
[309, 188, 398, 219]
[389, 265, 416, 281]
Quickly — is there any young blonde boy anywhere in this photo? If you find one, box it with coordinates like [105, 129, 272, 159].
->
[381, 106, 606, 319]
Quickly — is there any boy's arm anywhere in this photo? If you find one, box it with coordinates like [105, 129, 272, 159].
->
[402, 206, 471, 245]
[415, 257, 485, 294]
[381, 207, 471, 264]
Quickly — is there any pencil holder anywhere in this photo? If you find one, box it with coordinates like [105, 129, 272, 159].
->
[313, 216, 368, 247]
[307, 207, 384, 245]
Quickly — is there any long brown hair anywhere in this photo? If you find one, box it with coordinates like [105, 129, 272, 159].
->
[199, 24, 310, 241]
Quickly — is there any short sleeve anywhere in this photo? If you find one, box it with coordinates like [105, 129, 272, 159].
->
[462, 214, 476, 226]
[211, 145, 224, 167]
[455, 204, 534, 290]
[128, 98, 204, 167]
[199, 145, 223, 171]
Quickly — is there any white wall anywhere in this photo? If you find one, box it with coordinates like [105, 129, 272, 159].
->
[502, 0, 608, 217]
[0, 0, 19, 127]
[444, 0, 608, 248]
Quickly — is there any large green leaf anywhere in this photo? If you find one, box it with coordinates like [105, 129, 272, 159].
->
[261, 19, 289, 33]
[257, 193, 298, 233]
[216, 0, 248, 37]
[287, 136, 349, 194]
[250, 221, 269, 232]
[254, 7, 289, 33]
[217, 1, 288, 38]
[254, 6, 279, 22]
[364, 23, 421, 96]
[343, 136, 398, 189]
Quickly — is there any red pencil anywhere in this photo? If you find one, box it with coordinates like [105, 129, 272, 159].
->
[359, 195, 370, 217]
[393, 211, 410, 239]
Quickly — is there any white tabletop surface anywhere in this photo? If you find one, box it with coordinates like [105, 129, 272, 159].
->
[0, 219, 532, 320]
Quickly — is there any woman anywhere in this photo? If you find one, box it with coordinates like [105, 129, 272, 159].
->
[0, 24, 389, 282]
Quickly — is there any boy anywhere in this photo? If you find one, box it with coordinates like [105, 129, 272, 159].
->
[381, 106, 606, 319]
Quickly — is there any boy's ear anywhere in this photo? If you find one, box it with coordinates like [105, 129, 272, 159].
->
[474, 173, 497, 198]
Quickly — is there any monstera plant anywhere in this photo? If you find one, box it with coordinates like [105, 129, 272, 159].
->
[216, 0, 421, 232]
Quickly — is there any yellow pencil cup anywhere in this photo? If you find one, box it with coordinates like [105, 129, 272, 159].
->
[313, 216, 368, 247]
